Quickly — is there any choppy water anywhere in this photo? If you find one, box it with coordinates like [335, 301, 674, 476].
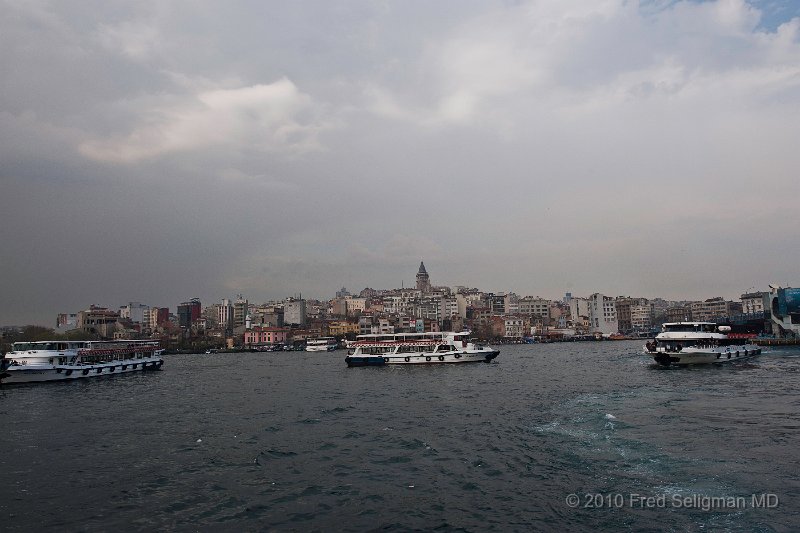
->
[2, 341, 799, 531]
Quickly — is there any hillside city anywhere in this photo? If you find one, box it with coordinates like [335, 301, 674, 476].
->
[3, 263, 798, 351]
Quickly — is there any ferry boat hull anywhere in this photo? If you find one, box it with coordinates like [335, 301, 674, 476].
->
[646, 345, 761, 366]
[0, 357, 164, 384]
[346, 350, 498, 367]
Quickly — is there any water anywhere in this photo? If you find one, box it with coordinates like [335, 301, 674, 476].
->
[1, 341, 799, 531]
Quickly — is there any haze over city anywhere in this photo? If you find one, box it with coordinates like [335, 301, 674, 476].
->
[2, 0, 799, 326]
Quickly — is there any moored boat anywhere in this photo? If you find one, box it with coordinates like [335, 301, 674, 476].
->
[644, 322, 761, 366]
[305, 337, 338, 352]
[345, 331, 499, 367]
[0, 339, 164, 385]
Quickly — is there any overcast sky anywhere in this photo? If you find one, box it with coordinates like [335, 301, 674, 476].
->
[2, 0, 799, 326]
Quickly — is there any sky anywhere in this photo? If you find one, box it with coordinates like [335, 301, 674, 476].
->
[1, 0, 799, 326]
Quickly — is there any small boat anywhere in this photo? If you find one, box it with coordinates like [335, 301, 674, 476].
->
[305, 337, 337, 352]
[644, 322, 761, 366]
[345, 331, 499, 367]
[0, 340, 164, 385]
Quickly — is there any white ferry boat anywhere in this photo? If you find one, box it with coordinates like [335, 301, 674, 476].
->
[305, 337, 337, 352]
[0, 339, 164, 385]
[644, 322, 761, 366]
[345, 331, 499, 367]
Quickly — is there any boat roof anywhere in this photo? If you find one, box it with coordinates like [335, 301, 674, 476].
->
[662, 322, 716, 326]
[356, 331, 468, 339]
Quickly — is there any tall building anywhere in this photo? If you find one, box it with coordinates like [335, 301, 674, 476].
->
[218, 298, 234, 329]
[144, 307, 170, 329]
[233, 295, 249, 328]
[416, 262, 431, 292]
[588, 293, 619, 335]
[284, 298, 307, 326]
[177, 298, 202, 329]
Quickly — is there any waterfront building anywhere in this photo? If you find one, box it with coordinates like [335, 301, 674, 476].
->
[741, 292, 767, 315]
[588, 293, 619, 335]
[690, 297, 742, 322]
[550, 302, 568, 328]
[615, 297, 650, 334]
[665, 305, 691, 323]
[630, 303, 654, 333]
[568, 297, 590, 327]
[244, 326, 289, 346]
[490, 315, 528, 339]
[768, 286, 800, 337]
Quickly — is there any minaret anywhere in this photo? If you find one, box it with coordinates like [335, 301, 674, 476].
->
[416, 261, 431, 292]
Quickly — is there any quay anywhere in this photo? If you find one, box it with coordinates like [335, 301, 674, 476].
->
[753, 338, 800, 346]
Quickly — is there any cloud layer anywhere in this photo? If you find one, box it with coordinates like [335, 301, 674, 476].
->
[1, 0, 799, 324]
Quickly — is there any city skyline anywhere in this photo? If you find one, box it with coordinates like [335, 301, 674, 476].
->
[5, 262, 776, 329]
[2, 1, 799, 326]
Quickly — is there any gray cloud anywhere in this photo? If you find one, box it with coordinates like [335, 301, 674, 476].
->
[1, 0, 799, 325]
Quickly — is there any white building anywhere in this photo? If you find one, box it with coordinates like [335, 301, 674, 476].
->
[568, 297, 591, 325]
[119, 302, 149, 324]
[218, 299, 234, 328]
[588, 293, 619, 335]
[284, 298, 307, 326]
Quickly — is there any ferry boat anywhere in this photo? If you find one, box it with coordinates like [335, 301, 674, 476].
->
[345, 331, 499, 367]
[305, 337, 337, 352]
[0, 339, 164, 385]
[644, 322, 761, 366]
